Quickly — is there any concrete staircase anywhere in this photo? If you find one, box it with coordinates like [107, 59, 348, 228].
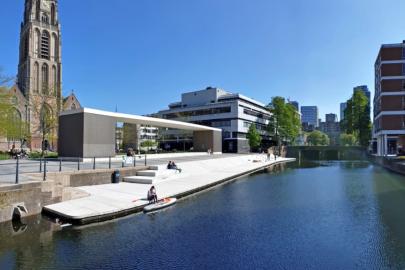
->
[124, 165, 177, 184]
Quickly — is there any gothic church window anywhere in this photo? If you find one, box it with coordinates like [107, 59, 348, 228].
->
[36, 0, 41, 21]
[52, 33, 58, 60]
[41, 63, 49, 94]
[52, 65, 57, 96]
[42, 14, 49, 24]
[51, 4, 56, 25]
[41, 31, 50, 59]
[33, 62, 39, 93]
[35, 29, 41, 57]
[40, 104, 53, 133]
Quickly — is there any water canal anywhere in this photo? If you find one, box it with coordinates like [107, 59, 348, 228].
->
[1, 160, 405, 269]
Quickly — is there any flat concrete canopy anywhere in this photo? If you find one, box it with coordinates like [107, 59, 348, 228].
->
[58, 108, 222, 158]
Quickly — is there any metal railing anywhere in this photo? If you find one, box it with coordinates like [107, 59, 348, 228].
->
[0, 154, 150, 185]
[0, 153, 239, 186]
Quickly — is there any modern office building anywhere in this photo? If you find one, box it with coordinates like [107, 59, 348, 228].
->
[288, 101, 299, 111]
[155, 87, 272, 153]
[340, 102, 347, 121]
[373, 40, 405, 156]
[301, 106, 319, 130]
[120, 124, 159, 152]
[319, 113, 340, 145]
[325, 113, 338, 123]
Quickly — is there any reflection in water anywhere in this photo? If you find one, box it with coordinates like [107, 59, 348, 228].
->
[1, 161, 405, 269]
[0, 215, 61, 270]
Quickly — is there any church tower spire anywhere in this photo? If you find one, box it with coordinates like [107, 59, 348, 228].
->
[17, 0, 63, 149]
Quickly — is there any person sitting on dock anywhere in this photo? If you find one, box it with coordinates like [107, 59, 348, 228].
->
[168, 161, 182, 173]
[147, 186, 158, 204]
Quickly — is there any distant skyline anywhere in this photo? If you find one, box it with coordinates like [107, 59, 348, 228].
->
[1, 0, 405, 120]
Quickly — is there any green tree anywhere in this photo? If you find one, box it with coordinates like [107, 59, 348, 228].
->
[0, 70, 17, 138]
[246, 124, 262, 151]
[267, 97, 301, 146]
[339, 133, 357, 146]
[307, 130, 330, 146]
[140, 140, 157, 152]
[341, 91, 371, 147]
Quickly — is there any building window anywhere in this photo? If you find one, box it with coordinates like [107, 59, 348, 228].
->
[35, 0, 41, 21]
[42, 14, 49, 24]
[41, 64, 49, 94]
[212, 120, 231, 127]
[52, 34, 59, 60]
[52, 66, 57, 96]
[41, 31, 50, 59]
[223, 131, 230, 138]
[33, 62, 39, 93]
[164, 106, 231, 119]
[71, 103, 77, 110]
[35, 29, 41, 57]
[51, 4, 56, 25]
[40, 104, 53, 133]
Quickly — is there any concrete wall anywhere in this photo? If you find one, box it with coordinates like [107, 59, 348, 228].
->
[59, 112, 116, 158]
[0, 166, 148, 223]
[83, 113, 116, 158]
[193, 130, 222, 152]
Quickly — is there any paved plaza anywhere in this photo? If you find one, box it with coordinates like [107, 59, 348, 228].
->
[0, 153, 242, 186]
[44, 154, 294, 223]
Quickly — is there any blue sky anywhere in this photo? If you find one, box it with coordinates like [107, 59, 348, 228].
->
[1, 0, 405, 120]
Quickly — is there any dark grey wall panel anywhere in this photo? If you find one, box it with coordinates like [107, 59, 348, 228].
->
[193, 130, 222, 153]
[58, 113, 84, 157]
[83, 113, 116, 158]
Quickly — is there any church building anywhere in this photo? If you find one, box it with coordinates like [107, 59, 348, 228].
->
[0, 0, 81, 151]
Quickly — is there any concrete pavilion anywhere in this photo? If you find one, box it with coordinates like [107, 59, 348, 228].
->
[58, 108, 222, 158]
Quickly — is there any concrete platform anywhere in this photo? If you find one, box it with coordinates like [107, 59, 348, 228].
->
[43, 155, 295, 225]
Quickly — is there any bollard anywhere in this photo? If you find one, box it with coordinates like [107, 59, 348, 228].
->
[77, 158, 80, 171]
[144, 154, 147, 166]
[59, 158, 62, 172]
[43, 159, 47, 181]
[109, 156, 111, 169]
[93, 157, 96, 170]
[15, 156, 19, 184]
[122, 159, 125, 168]
[39, 158, 42, 172]
[133, 156, 136, 167]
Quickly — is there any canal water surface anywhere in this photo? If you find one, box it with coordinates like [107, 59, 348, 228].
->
[1, 161, 405, 269]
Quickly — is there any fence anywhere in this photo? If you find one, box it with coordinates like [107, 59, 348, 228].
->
[0, 154, 149, 185]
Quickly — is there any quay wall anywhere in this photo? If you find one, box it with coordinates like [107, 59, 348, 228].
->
[0, 166, 147, 224]
[370, 155, 405, 176]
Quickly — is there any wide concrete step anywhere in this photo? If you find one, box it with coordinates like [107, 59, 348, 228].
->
[148, 165, 159, 171]
[136, 170, 158, 177]
[124, 176, 155, 184]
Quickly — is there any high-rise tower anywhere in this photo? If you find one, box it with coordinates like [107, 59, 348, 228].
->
[17, 0, 62, 148]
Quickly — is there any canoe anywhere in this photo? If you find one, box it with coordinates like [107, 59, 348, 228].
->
[143, 198, 177, 213]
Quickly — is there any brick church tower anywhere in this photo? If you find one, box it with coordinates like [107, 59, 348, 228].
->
[17, 0, 62, 149]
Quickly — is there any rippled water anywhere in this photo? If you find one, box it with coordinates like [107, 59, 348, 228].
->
[2, 161, 405, 269]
